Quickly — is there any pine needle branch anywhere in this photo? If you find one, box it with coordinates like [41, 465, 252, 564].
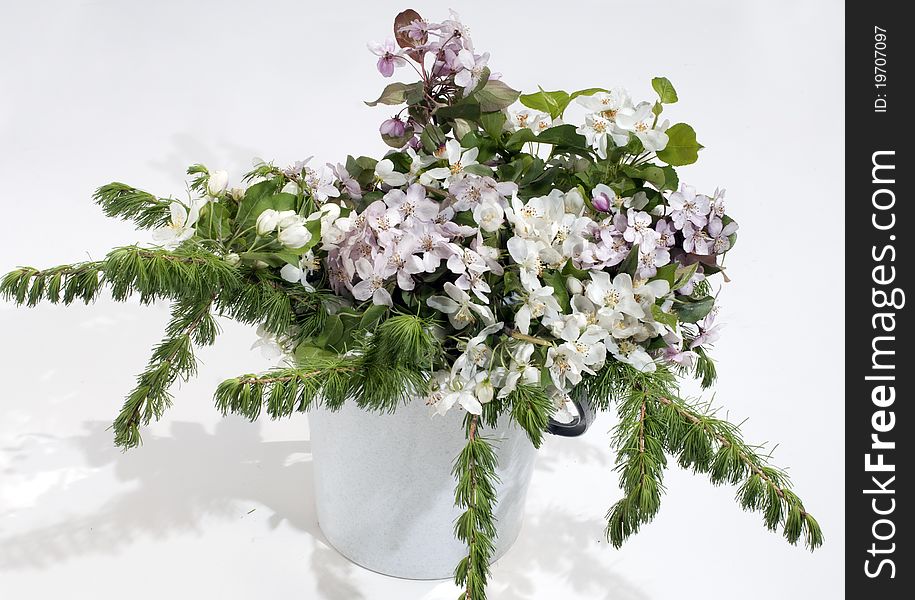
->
[655, 394, 823, 550]
[507, 384, 552, 448]
[453, 415, 499, 600]
[93, 182, 173, 229]
[112, 295, 218, 448]
[606, 379, 668, 547]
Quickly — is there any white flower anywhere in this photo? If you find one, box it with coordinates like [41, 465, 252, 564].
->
[507, 236, 545, 291]
[576, 88, 632, 122]
[514, 284, 562, 335]
[585, 271, 644, 320]
[668, 185, 711, 229]
[151, 201, 200, 249]
[256, 209, 281, 234]
[509, 109, 549, 133]
[606, 337, 656, 372]
[563, 188, 585, 215]
[496, 343, 540, 399]
[352, 256, 393, 306]
[576, 114, 612, 159]
[304, 165, 340, 202]
[424, 139, 480, 186]
[472, 199, 505, 232]
[427, 282, 495, 330]
[623, 209, 654, 246]
[561, 324, 608, 370]
[251, 324, 286, 362]
[546, 344, 587, 389]
[454, 50, 489, 96]
[277, 216, 312, 249]
[613, 102, 669, 152]
[280, 251, 320, 292]
[207, 170, 229, 197]
[452, 322, 502, 380]
[374, 159, 408, 187]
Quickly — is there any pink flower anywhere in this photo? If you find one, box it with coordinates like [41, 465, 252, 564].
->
[367, 39, 407, 78]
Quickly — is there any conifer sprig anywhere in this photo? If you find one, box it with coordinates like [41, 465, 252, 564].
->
[113, 296, 218, 448]
[603, 365, 823, 551]
[93, 182, 174, 229]
[453, 415, 499, 600]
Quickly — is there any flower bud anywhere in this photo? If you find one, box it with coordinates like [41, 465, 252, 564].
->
[566, 276, 583, 295]
[224, 253, 240, 266]
[475, 379, 494, 404]
[207, 170, 229, 197]
[380, 117, 407, 138]
[278, 223, 312, 249]
[256, 209, 280, 235]
[592, 191, 612, 213]
[564, 188, 584, 214]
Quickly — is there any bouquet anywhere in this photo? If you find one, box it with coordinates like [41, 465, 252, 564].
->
[1, 9, 821, 599]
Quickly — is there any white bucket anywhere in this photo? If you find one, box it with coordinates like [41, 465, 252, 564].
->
[309, 397, 538, 579]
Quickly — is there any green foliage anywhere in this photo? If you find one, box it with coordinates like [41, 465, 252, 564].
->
[656, 123, 702, 166]
[601, 365, 823, 551]
[452, 416, 499, 600]
[651, 77, 678, 104]
[93, 182, 173, 229]
[113, 297, 218, 448]
[507, 384, 553, 448]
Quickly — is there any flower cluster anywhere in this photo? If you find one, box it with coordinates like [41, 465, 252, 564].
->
[144, 10, 735, 421]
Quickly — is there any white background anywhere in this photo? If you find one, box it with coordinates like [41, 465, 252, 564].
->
[0, 1, 844, 598]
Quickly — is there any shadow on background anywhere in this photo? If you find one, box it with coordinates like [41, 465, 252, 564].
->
[0, 416, 645, 600]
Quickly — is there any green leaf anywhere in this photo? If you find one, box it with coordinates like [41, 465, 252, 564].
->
[651, 77, 678, 104]
[618, 244, 640, 276]
[651, 304, 678, 330]
[435, 101, 481, 121]
[569, 87, 608, 100]
[197, 202, 232, 241]
[294, 342, 336, 364]
[479, 111, 507, 140]
[621, 164, 665, 188]
[674, 295, 714, 323]
[365, 81, 423, 107]
[475, 79, 520, 112]
[653, 263, 677, 287]
[542, 270, 570, 313]
[534, 124, 587, 149]
[505, 128, 538, 151]
[464, 163, 493, 176]
[656, 123, 701, 166]
[314, 314, 344, 349]
[359, 304, 388, 330]
[236, 187, 294, 227]
[519, 89, 570, 119]
[660, 165, 679, 191]
[673, 262, 699, 290]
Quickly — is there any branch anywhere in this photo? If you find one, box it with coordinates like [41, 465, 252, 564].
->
[112, 295, 218, 448]
[453, 415, 498, 600]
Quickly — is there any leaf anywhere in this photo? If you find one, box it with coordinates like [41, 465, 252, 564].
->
[674, 295, 714, 323]
[673, 262, 699, 290]
[505, 128, 538, 151]
[534, 124, 587, 149]
[569, 87, 608, 100]
[653, 263, 677, 287]
[435, 101, 481, 121]
[475, 79, 520, 112]
[656, 123, 701, 166]
[542, 270, 570, 313]
[621, 164, 665, 188]
[519, 89, 570, 119]
[197, 202, 232, 241]
[479, 111, 506, 140]
[365, 82, 423, 107]
[359, 304, 388, 330]
[660, 165, 679, 191]
[651, 77, 678, 104]
[314, 314, 344, 349]
[294, 342, 336, 364]
[651, 304, 678, 330]
[235, 185, 292, 226]
[451, 118, 475, 140]
[394, 9, 425, 48]
[464, 163, 493, 176]
[618, 244, 639, 277]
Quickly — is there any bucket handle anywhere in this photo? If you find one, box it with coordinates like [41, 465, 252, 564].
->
[546, 392, 595, 437]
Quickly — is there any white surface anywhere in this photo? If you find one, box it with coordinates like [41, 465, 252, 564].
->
[0, 1, 844, 599]
[310, 397, 536, 578]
